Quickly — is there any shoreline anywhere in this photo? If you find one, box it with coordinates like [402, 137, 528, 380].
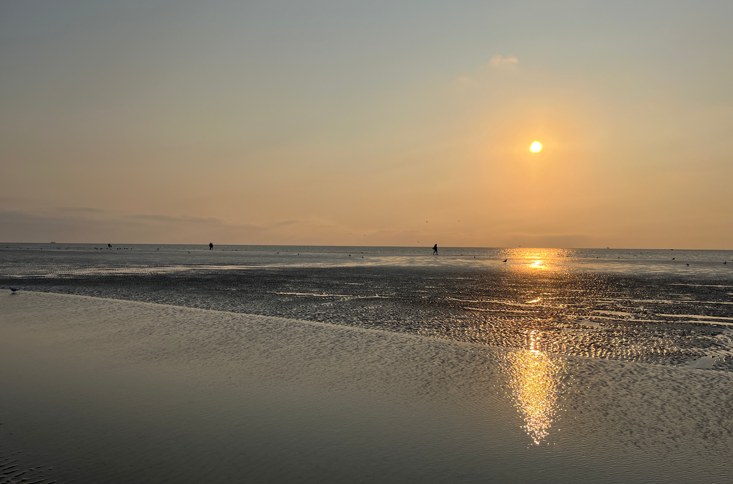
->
[5, 276, 733, 371]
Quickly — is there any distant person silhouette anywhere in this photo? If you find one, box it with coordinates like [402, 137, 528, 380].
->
[433, 244, 438, 255]
[209, 242, 213, 250]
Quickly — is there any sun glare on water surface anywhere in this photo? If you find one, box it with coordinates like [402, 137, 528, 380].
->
[530, 141, 542, 153]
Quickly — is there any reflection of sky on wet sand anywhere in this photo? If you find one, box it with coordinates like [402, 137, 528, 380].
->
[503, 330, 566, 445]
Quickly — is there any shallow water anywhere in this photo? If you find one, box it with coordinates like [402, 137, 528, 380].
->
[1, 293, 732, 483]
[3, 244, 733, 370]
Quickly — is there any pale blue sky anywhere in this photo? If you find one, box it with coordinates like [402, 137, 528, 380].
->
[1, 1, 732, 247]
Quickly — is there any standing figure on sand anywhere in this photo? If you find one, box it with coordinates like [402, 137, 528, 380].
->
[433, 244, 438, 255]
[209, 242, 214, 250]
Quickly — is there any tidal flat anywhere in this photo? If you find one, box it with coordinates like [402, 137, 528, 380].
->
[2, 244, 733, 482]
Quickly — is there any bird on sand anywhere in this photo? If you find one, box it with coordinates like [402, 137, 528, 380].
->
[9, 287, 18, 294]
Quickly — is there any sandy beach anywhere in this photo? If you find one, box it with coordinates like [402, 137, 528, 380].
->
[2, 291, 732, 483]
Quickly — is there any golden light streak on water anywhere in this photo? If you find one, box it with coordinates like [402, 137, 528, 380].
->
[503, 247, 570, 273]
[504, 331, 566, 445]
[530, 260, 547, 270]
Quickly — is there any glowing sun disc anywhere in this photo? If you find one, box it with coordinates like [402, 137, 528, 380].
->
[530, 141, 542, 153]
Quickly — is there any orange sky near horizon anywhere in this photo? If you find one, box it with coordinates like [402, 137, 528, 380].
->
[1, 1, 732, 249]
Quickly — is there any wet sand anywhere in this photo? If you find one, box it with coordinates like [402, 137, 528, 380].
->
[1, 292, 732, 483]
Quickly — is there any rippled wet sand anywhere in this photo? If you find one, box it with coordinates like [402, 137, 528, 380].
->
[5, 262, 733, 369]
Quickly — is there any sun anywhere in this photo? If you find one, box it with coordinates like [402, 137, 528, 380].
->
[530, 141, 542, 153]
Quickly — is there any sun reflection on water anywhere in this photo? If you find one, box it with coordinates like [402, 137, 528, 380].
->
[504, 248, 571, 273]
[504, 331, 566, 445]
[530, 260, 546, 270]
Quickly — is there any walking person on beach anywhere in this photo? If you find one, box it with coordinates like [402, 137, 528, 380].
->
[209, 242, 214, 250]
[433, 244, 438, 255]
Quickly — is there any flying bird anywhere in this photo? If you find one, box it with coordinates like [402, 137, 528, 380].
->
[503, 259, 507, 263]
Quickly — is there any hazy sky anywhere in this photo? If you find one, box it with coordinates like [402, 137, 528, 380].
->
[1, 1, 732, 248]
